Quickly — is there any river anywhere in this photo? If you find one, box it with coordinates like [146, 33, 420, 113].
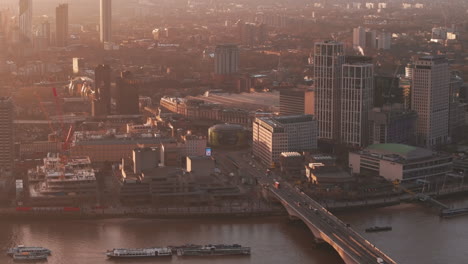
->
[1, 198, 467, 264]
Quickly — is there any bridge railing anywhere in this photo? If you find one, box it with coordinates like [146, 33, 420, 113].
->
[273, 182, 398, 264]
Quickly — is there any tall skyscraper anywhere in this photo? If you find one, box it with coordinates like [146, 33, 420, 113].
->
[116, 71, 140, 115]
[341, 57, 374, 147]
[313, 41, 345, 141]
[377, 32, 391, 50]
[214, 44, 239, 75]
[19, 0, 32, 42]
[55, 3, 68, 47]
[411, 56, 450, 148]
[92, 64, 111, 116]
[0, 97, 14, 174]
[100, 0, 112, 43]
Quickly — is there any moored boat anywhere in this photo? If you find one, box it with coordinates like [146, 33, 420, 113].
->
[365, 226, 392, 232]
[106, 247, 172, 258]
[7, 245, 51, 256]
[13, 252, 48, 261]
[177, 244, 251, 256]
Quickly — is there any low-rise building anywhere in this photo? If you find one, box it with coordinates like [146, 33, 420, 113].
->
[349, 143, 452, 181]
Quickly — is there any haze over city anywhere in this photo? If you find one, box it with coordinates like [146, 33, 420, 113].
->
[0, 0, 467, 263]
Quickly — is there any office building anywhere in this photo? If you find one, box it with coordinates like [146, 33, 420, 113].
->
[411, 56, 449, 148]
[341, 58, 374, 147]
[19, 0, 32, 42]
[237, 21, 267, 46]
[214, 44, 239, 75]
[279, 88, 315, 116]
[55, 3, 68, 47]
[448, 72, 467, 140]
[369, 104, 417, 145]
[116, 71, 140, 115]
[100, 0, 112, 43]
[0, 97, 14, 201]
[72, 58, 84, 74]
[349, 143, 452, 181]
[377, 32, 391, 50]
[0, 97, 13, 173]
[353, 26, 366, 50]
[133, 147, 160, 174]
[253, 115, 317, 166]
[0, 30, 7, 75]
[313, 41, 345, 141]
[92, 64, 111, 116]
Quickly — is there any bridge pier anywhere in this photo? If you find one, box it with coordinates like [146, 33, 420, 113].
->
[282, 201, 326, 244]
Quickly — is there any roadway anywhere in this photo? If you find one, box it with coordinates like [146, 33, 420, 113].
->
[215, 150, 397, 264]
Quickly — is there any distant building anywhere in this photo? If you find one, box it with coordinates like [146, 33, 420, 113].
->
[448, 72, 466, 140]
[0, 97, 14, 199]
[377, 32, 391, 50]
[208, 124, 247, 148]
[279, 88, 315, 116]
[183, 134, 207, 157]
[70, 130, 169, 163]
[353, 26, 366, 50]
[214, 44, 239, 75]
[72, 58, 84, 74]
[374, 75, 402, 107]
[186, 156, 215, 176]
[19, 0, 32, 42]
[92, 64, 111, 116]
[237, 21, 267, 46]
[306, 155, 354, 185]
[411, 56, 449, 148]
[100, 0, 112, 43]
[349, 144, 452, 181]
[369, 104, 417, 145]
[341, 58, 374, 147]
[253, 115, 317, 166]
[313, 41, 344, 141]
[55, 3, 68, 47]
[133, 147, 160, 174]
[116, 71, 140, 115]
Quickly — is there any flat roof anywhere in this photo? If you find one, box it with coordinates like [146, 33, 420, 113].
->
[366, 143, 433, 160]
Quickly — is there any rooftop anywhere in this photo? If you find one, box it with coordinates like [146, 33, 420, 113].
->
[365, 143, 433, 160]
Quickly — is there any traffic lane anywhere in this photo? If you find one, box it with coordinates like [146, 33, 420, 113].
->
[273, 188, 382, 263]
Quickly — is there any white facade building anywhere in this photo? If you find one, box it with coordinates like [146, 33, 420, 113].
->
[411, 56, 450, 148]
[341, 61, 374, 147]
[253, 115, 317, 166]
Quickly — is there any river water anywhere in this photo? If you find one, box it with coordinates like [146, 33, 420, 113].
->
[1, 198, 467, 264]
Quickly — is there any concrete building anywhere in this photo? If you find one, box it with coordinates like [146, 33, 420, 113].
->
[133, 147, 160, 174]
[253, 115, 317, 166]
[214, 44, 239, 75]
[341, 58, 374, 147]
[349, 144, 452, 181]
[411, 56, 450, 148]
[183, 134, 207, 157]
[55, 4, 68, 47]
[353, 26, 366, 50]
[70, 130, 169, 163]
[100, 0, 112, 43]
[306, 155, 353, 185]
[377, 32, 391, 50]
[369, 104, 417, 145]
[279, 88, 315, 116]
[116, 71, 140, 115]
[0, 97, 14, 198]
[448, 72, 466, 140]
[92, 64, 111, 116]
[19, 0, 32, 42]
[186, 156, 215, 176]
[313, 41, 345, 141]
[72, 58, 84, 75]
